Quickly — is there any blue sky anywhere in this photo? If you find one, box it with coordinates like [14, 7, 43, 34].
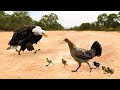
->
[5, 11, 119, 29]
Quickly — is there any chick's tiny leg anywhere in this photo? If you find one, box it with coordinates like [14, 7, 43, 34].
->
[66, 63, 68, 66]
[46, 63, 50, 66]
[103, 71, 107, 74]
[72, 63, 81, 72]
[52, 63, 54, 66]
[109, 74, 111, 77]
[13, 50, 16, 55]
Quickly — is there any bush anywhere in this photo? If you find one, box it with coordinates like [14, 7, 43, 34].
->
[114, 27, 120, 31]
[108, 28, 115, 31]
[101, 27, 107, 31]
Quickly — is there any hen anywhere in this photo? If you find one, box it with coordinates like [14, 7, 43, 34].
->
[64, 38, 102, 72]
[93, 61, 100, 69]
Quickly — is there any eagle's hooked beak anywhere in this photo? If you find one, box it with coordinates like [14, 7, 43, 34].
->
[43, 33, 48, 37]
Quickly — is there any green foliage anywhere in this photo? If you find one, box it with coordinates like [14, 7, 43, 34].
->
[108, 28, 114, 31]
[10, 11, 33, 30]
[70, 12, 120, 31]
[80, 23, 91, 30]
[97, 13, 108, 28]
[0, 11, 120, 31]
[0, 12, 64, 31]
[0, 11, 34, 31]
[114, 27, 120, 31]
[37, 13, 64, 30]
[69, 26, 80, 30]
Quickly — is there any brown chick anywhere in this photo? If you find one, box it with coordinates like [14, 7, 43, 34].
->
[62, 59, 68, 68]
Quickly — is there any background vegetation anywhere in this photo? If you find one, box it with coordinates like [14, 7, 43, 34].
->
[0, 11, 120, 31]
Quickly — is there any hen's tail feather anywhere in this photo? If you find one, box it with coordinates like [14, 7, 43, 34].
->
[91, 41, 102, 56]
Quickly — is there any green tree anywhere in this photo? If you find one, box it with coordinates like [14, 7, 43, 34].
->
[0, 11, 5, 16]
[117, 12, 120, 22]
[38, 13, 64, 30]
[96, 12, 120, 30]
[80, 23, 91, 30]
[11, 11, 33, 28]
[0, 11, 11, 30]
[97, 13, 108, 28]
[69, 26, 80, 30]
[0, 11, 35, 31]
[0, 11, 5, 30]
[107, 13, 118, 29]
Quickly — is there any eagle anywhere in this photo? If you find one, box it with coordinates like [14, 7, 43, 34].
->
[6, 25, 48, 55]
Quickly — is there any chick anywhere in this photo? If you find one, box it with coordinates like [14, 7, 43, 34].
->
[102, 66, 114, 76]
[107, 67, 114, 76]
[62, 59, 68, 68]
[46, 58, 54, 66]
[93, 61, 100, 69]
[102, 66, 109, 73]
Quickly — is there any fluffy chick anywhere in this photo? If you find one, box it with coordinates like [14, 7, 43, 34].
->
[93, 61, 100, 69]
[46, 58, 54, 66]
[102, 66, 114, 76]
[62, 59, 68, 68]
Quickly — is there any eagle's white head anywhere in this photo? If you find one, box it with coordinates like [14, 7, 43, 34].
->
[32, 26, 48, 37]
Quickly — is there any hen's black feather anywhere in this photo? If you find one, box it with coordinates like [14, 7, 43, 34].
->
[91, 41, 102, 56]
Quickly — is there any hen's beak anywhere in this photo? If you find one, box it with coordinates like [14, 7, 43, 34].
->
[64, 39, 66, 42]
[43, 33, 48, 37]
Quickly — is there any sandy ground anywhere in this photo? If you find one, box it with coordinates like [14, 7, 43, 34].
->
[0, 31, 120, 79]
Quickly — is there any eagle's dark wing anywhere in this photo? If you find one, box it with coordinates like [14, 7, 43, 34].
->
[17, 34, 34, 51]
[18, 33, 33, 45]
[18, 33, 42, 51]
[8, 25, 35, 45]
[25, 43, 34, 51]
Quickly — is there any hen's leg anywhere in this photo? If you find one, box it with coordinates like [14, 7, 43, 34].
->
[72, 63, 81, 72]
[87, 62, 93, 72]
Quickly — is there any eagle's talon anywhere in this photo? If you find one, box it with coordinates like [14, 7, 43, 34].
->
[34, 49, 40, 54]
